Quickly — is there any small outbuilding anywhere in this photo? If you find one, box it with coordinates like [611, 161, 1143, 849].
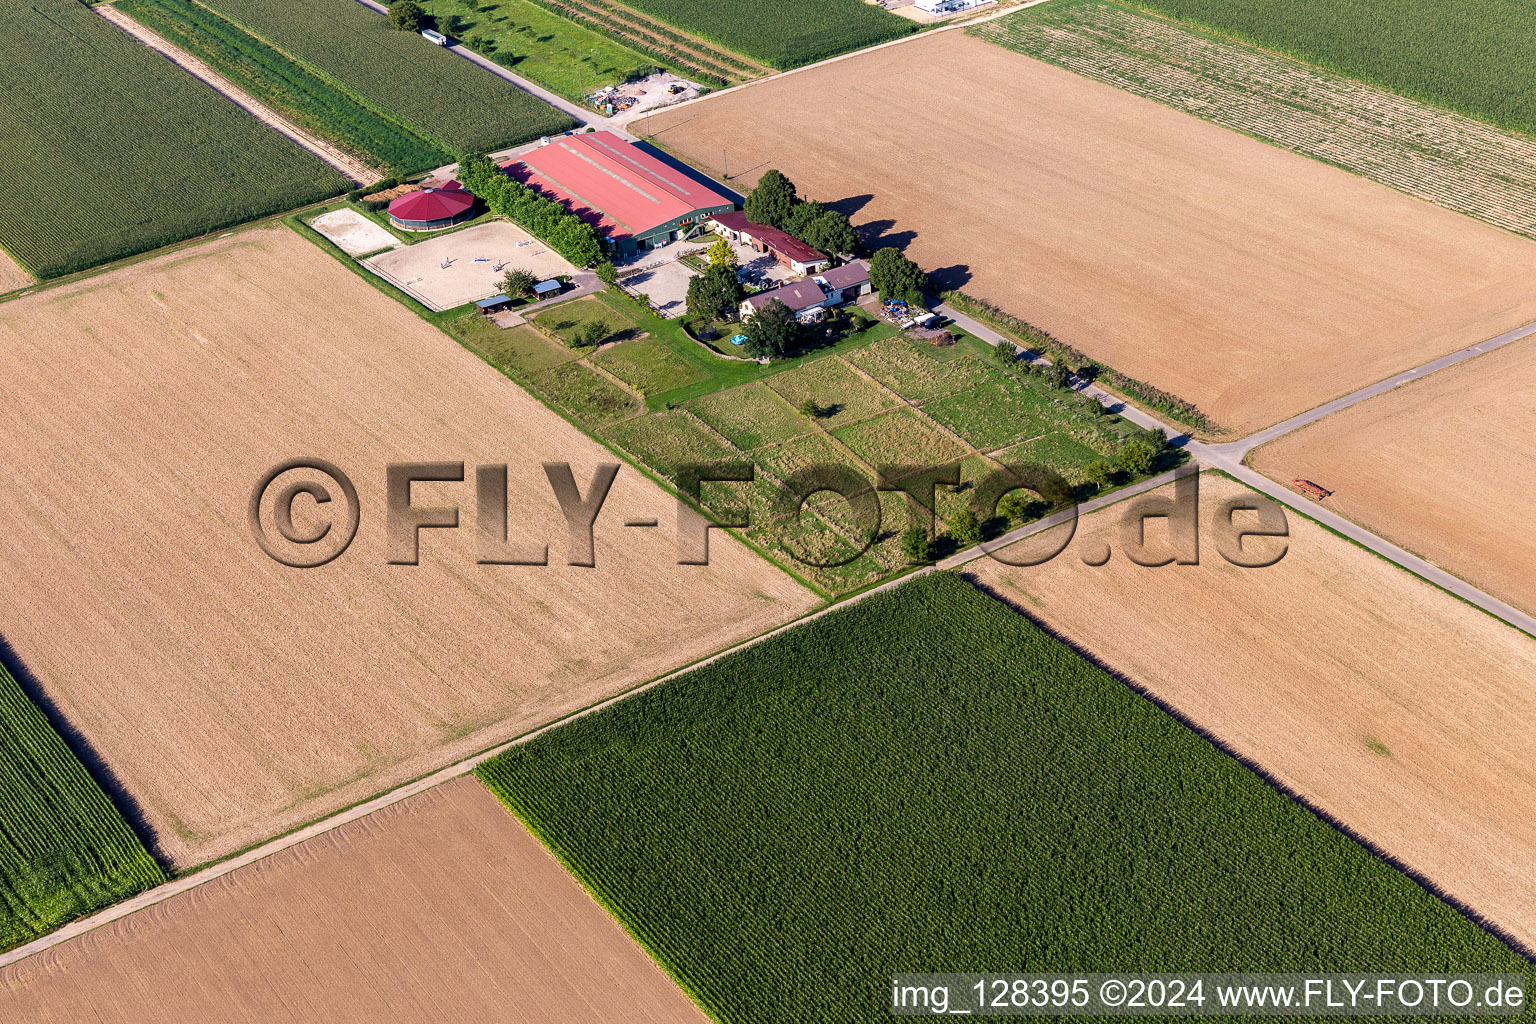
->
[476, 294, 514, 314]
[387, 183, 475, 231]
[532, 278, 563, 298]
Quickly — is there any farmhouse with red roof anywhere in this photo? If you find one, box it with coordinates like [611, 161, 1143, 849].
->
[504, 132, 735, 256]
[708, 211, 831, 276]
[387, 182, 475, 231]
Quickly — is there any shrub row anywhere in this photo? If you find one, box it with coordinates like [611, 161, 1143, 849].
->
[457, 154, 606, 267]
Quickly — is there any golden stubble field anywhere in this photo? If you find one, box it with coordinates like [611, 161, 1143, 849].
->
[0, 227, 817, 868]
[642, 32, 1536, 434]
[0, 778, 709, 1023]
[971, 474, 1536, 948]
[0, 250, 31, 293]
[1253, 337, 1536, 617]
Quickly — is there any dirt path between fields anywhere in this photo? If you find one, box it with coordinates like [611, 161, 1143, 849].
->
[97, 4, 379, 184]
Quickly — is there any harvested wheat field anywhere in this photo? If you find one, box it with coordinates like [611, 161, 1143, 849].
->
[1253, 337, 1536, 617]
[643, 32, 1536, 434]
[0, 778, 709, 1023]
[0, 249, 31, 293]
[971, 473, 1536, 948]
[0, 226, 816, 868]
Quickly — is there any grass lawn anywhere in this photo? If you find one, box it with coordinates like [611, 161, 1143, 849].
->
[993, 432, 1111, 481]
[600, 409, 739, 477]
[831, 408, 969, 469]
[525, 361, 637, 424]
[535, 295, 646, 346]
[687, 382, 812, 451]
[919, 375, 1062, 452]
[764, 357, 900, 429]
[419, 0, 662, 102]
[448, 316, 579, 376]
[751, 431, 873, 491]
[844, 333, 997, 403]
[595, 337, 708, 396]
[478, 573, 1527, 1024]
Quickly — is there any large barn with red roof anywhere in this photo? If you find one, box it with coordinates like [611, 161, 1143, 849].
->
[504, 132, 735, 257]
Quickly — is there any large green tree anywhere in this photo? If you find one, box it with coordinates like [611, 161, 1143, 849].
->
[868, 247, 930, 306]
[744, 169, 799, 228]
[800, 211, 858, 256]
[742, 299, 802, 359]
[388, 0, 425, 31]
[687, 263, 746, 323]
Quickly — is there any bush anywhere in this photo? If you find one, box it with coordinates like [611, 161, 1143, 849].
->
[595, 261, 618, 286]
[798, 398, 820, 418]
[1085, 459, 1114, 489]
[899, 525, 933, 562]
[948, 507, 981, 547]
[996, 491, 1035, 524]
[1119, 440, 1155, 477]
[1043, 362, 1072, 390]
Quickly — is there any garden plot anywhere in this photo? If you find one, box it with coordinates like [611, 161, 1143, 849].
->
[364, 221, 575, 311]
[309, 208, 398, 256]
[763, 357, 900, 428]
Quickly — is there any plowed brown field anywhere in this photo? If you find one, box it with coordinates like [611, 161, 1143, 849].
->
[0, 778, 708, 1023]
[642, 32, 1536, 434]
[1252, 337, 1536, 616]
[0, 226, 816, 868]
[971, 474, 1536, 948]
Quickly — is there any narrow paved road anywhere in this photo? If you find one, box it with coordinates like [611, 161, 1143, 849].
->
[347, 0, 625, 135]
[100, 3, 378, 182]
[939, 300, 1536, 638]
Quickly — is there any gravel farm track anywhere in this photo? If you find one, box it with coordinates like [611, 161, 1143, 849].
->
[641, 30, 1536, 435]
[0, 778, 709, 1023]
[1252, 332, 1536, 620]
[96, 3, 378, 183]
[0, 226, 816, 869]
[974, 474, 1536, 951]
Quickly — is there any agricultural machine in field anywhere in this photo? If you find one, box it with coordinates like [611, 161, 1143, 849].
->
[1292, 478, 1332, 500]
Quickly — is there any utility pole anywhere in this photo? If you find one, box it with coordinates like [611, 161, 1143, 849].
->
[723, 147, 728, 180]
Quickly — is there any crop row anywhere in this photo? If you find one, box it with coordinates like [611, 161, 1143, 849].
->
[608, 0, 913, 70]
[0, 664, 163, 952]
[123, 0, 448, 175]
[977, 0, 1536, 239]
[200, 0, 575, 154]
[560, 0, 767, 76]
[1129, 0, 1536, 141]
[478, 573, 1529, 1022]
[523, 0, 741, 86]
[0, 0, 348, 278]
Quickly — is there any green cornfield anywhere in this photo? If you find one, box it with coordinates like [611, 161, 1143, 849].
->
[200, 0, 576, 153]
[121, 0, 450, 175]
[612, 0, 913, 69]
[479, 573, 1528, 1023]
[0, 663, 164, 952]
[0, 0, 349, 279]
[1126, 0, 1536, 139]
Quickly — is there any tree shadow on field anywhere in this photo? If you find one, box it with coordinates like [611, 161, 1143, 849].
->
[0, 634, 170, 869]
[826, 194, 875, 219]
[856, 219, 916, 253]
[955, 571, 1536, 965]
[928, 264, 971, 291]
